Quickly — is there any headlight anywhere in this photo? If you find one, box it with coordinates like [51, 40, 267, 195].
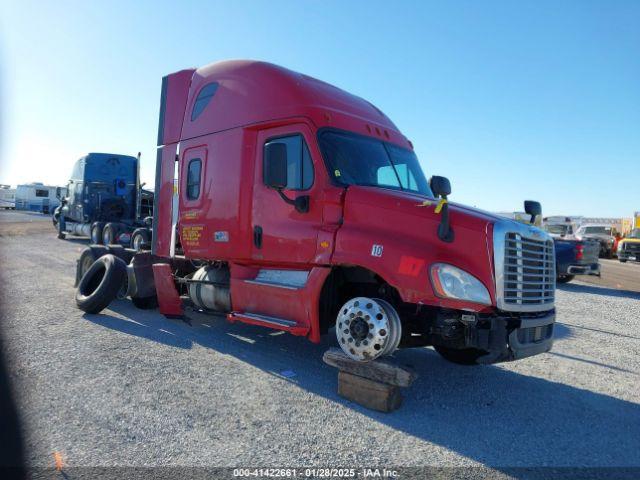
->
[618, 242, 624, 252]
[430, 263, 491, 305]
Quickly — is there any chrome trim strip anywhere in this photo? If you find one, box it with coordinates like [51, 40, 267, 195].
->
[236, 312, 297, 328]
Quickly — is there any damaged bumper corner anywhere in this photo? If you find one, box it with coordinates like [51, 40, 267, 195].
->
[472, 311, 556, 364]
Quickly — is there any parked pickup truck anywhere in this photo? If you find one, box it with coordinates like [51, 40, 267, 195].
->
[543, 220, 600, 283]
[574, 224, 619, 258]
[74, 60, 557, 366]
[617, 229, 640, 262]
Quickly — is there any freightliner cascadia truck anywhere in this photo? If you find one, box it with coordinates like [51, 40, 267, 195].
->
[75, 60, 556, 365]
[55, 152, 153, 249]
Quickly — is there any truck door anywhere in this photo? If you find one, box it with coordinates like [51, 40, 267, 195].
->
[178, 146, 207, 257]
[252, 124, 323, 265]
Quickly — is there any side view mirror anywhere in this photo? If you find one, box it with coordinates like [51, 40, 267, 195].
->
[430, 176, 451, 198]
[263, 142, 309, 213]
[429, 175, 454, 243]
[264, 143, 288, 189]
[524, 200, 542, 224]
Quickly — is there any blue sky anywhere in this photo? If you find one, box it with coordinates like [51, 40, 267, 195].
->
[1, 0, 638, 217]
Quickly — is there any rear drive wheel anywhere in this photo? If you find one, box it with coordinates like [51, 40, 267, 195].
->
[131, 228, 150, 251]
[335, 297, 401, 362]
[434, 346, 488, 365]
[91, 222, 105, 244]
[556, 274, 575, 284]
[132, 295, 159, 310]
[102, 223, 119, 245]
[75, 254, 127, 314]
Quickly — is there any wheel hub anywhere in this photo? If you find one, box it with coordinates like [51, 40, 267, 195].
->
[335, 297, 402, 362]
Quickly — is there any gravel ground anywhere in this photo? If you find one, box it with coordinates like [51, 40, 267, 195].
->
[1, 211, 639, 471]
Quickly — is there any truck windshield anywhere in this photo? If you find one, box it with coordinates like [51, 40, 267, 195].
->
[318, 130, 433, 197]
[545, 224, 569, 235]
[582, 226, 612, 235]
[628, 229, 640, 239]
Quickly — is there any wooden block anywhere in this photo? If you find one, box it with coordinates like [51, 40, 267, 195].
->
[337, 371, 402, 412]
[323, 348, 417, 387]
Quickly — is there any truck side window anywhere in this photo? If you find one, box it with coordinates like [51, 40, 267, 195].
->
[191, 82, 219, 121]
[263, 135, 314, 190]
[186, 159, 202, 200]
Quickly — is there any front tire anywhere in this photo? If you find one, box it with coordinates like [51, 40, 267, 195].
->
[556, 274, 575, 284]
[619, 258, 627, 263]
[335, 297, 401, 362]
[434, 346, 488, 365]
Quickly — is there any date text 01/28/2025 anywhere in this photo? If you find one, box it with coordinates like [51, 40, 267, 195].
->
[232, 468, 399, 478]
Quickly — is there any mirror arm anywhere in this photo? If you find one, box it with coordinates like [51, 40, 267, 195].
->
[437, 195, 454, 243]
[276, 188, 309, 214]
[276, 187, 297, 206]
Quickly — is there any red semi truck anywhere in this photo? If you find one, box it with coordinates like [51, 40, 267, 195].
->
[76, 60, 556, 365]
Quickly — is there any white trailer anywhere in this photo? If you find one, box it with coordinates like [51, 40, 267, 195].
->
[0, 185, 16, 209]
[15, 183, 63, 214]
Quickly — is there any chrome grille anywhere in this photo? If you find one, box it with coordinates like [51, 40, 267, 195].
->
[494, 221, 556, 312]
[503, 233, 555, 308]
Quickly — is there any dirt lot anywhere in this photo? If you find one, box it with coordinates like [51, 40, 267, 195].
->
[0, 210, 639, 473]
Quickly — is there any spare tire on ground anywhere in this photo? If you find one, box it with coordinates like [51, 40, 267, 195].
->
[74, 246, 109, 287]
[76, 254, 127, 314]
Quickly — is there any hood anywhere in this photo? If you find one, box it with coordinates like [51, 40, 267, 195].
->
[335, 186, 543, 310]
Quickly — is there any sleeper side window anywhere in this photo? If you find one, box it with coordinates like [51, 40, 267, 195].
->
[263, 135, 314, 190]
[191, 82, 219, 121]
[186, 158, 202, 200]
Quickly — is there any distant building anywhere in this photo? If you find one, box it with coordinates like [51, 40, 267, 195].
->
[15, 183, 64, 214]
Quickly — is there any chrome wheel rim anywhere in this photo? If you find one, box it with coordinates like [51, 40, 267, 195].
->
[335, 297, 401, 362]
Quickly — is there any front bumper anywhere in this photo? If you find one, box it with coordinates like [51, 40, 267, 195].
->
[466, 310, 555, 364]
[567, 263, 600, 276]
[618, 249, 640, 261]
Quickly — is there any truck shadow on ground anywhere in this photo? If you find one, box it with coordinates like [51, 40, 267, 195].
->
[558, 282, 640, 299]
[85, 301, 640, 470]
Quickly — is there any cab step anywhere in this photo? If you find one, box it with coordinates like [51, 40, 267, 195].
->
[228, 311, 309, 336]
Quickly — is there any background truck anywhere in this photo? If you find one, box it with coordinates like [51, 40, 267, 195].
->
[617, 228, 640, 262]
[75, 60, 556, 366]
[574, 224, 619, 258]
[543, 217, 600, 283]
[54, 152, 153, 249]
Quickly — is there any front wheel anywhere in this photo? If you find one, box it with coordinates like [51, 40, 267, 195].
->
[556, 274, 575, 284]
[434, 346, 488, 365]
[335, 297, 402, 362]
[619, 258, 627, 263]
